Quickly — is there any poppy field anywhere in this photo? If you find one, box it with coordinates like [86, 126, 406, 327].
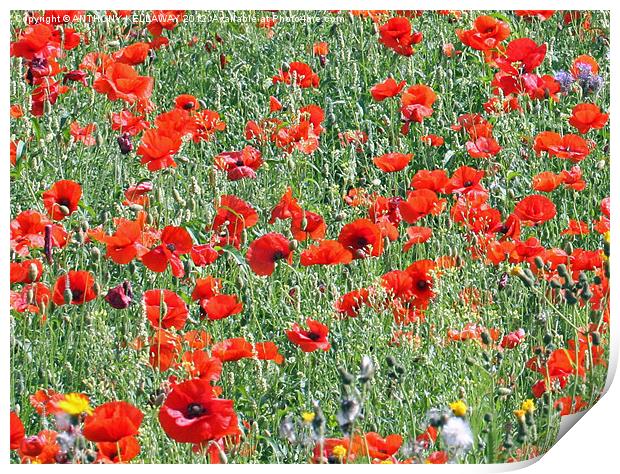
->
[9, 9, 611, 464]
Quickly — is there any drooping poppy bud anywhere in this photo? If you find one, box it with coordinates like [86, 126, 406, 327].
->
[105, 281, 133, 309]
[117, 133, 133, 154]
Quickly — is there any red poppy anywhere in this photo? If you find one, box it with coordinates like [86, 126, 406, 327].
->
[456, 15, 510, 51]
[90, 219, 149, 265]
[373, 152, 413, 172]
[148, 329, 181, 371]
[97, 436, 141, 463]
[513, 195, 557, 225]
[18, 430, 60, 464]
[355, 432, 403, 461]
[290, 210, 326, 241]
[52, 270, 97, 306]
[42, 180, 82, 220]
[273, 61, 319, 88]
[178, 351, 222, 382]
[10, 412, 25, 450]
[137, 127, 183, 171]
[93, 62, 154, 105]
[190, 244, 220, 266]
[269, 96, 283, 112]
[410, 169, 449, 193]
[174, 94, 200, 111]
[214, 146, 263, 180]
[300, 240, 353, 266]
[83, 401, 144, 443]
[143, 289, 189, 330]
[70, 122, 97, 146]
[445, 166, 486, 195]
[533, 132, 591, 163]
[210, 195, 258, 246]
[111, 110, 150, 136]
[496, 38, 547, 74]
[399, 189, 445, 223]
[11, 24, 59, 59]
[532, 171, 563, 192]
[10, 259, 43, 284]
[211, 337, 284, 364]
[561, 219, 589, 236]
[403, 226, 432, 251]
[420, 134, 445, 146]
[378, 17, 422, 56]
[269, 187, 303, 223]
[466, 136, 501, 158]
[405, 259, 436, 305]
[246, 232, 292, 276]
[201, 294, 243, 321]
[370, 78, 406, 101]
[560, 165, 586, 191]
[571, 54, 599, 77]
[113, 42, 151, 65]
[286, 319, 331, 352]
[334, 288, 371, 317]
[338, 218, 384, 259]
[400, 84, 436, 125]
[568, 103, 609, 134]
[159, 378, 240, 444]
[142, 226, 192, 277]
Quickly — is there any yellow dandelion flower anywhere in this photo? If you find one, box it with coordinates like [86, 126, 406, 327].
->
[301, 411, 315, 423]
[332, 444, 347, 460]
[56, 393, 93, 416]
[510, 265, 523, 276]
[521, 399, 535, 414]
[449, 400, 468, 417]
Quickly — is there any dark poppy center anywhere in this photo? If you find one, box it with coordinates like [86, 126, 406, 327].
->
[72, 289, 84, 301]
[183, 102, 195, 110]
[272, 250, 285, 261]
[500, 224, 509, 234]
[186, 403, 207, 419]
[463, 181, 473, 187]
[416, 280, 429, 290]
[307, 332, 321, 341]
[58, 198, 71, 207]
[356, 237, 369, 248]
[235, 159, 245, 167]
[166, 243, 177, 252]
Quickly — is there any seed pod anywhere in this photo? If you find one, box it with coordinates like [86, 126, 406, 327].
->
[27, 262, 39, 282]
[565, 289, 578, 305]
[543, 333, 552, 345]
[557, 264, 569, 278]
[63, 288, 73, 305]
[497, 387, 512, 396]
[591, 331, 601, 346]
[534, 256, 544, 269]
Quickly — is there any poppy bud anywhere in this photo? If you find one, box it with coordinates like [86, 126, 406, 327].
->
[44, 224, 53, 264]
[91, 247, 101, 259]
[557, 264, 569, 278]
[335, 212, 346, 222]
[386, 355, 396, 367]
[27, 262, 39, 282]
[563, 242, 574, 255]
[63, 288, 73, 305]
[319, 55, 327, 67]
[483, 413, 493, 423]
[359, 355, 375, 383]
[105, 281, 132, 309]
[534, 256, 544, 269]
[27, 287, 35, 305]
[96, 131, 104, 147]
[480, 331, 492, 345]
[543, 333, 552, 345]
[549, 278, 562, 289]
[591, 331, 601, 346]
[288, 240, 298, 252]
[129, 203, 143, 213]
[565, 289, 578, 305]
[497, 387, 512, 396]
[59, 205, 70, 216]
[219, 54, 227, 69]
[117, 133, 133, 154]
[20, 436, 44, 457]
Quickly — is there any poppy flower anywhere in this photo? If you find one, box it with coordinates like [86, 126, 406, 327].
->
[403, 226, 432, 251]
[399, 189, 445, 223]
[496, 38, 547, 74]
[500, 328, 526, 349]
[568, 103, 609, 134]
[82, 401, 144, 443]
[373, 152, 413, 172]
[410, 169, 448, 193]
[513, 195, 557, 225]
[11, 24, 59, 59]
[466, 136, 501, 158]
[10, 259, 43, 284]
[405, 259, 436, 304]
[142, 226, 192, 277]
[370, 78, 406, 101]
[42, 180, 82, 220]
[144, 289, 189, 330]
[456, 15, 510, 51]
[18, 430, 60, 464]
[533, 131, 591, 163]
[97, 436, 140, 463]
[111, 110, 150, 136]
[113, 42, 151, 65]
[378, 17, 421, 56]
[445, 166, 486, 195]
[159, 378, 241, 444]
[272, 61, 319, 88]
[149, 329, 181, 371]
[561, 219, 589, 236]
[214, 146, 263, 180]
[334, 288, 371, 317]
[69, 122, 97, 146]
[269, 187, 303, 223]
[269, 96, 283, 112]
[52, 270, 97, 306]
[532, 171, 563, 192]
[10, 210, 69, 256]
[286, 319, 331, 352]
[338, 218, 384, 259]
[201, 294, 243, 321]
[300, 240, 353, 266]
[89, 219, 148, 265]
[355, 432, 403, 461]
[210, 195, 258, 246]
[11, 412, 25, 450]
[211, 337, 284, 364]
[400, 84, 436, 125]
[137, 127, 182, 171]
[93, 62, 154, 105]
[313, 42, 329, 56]
[246, 232, 292, 276]
[420, 134, 445, 146]
[178, 351, 222, 382]
[190, 244, 220, 266]
[560, 166, 586, 191]
[105, 281, 133, 310]
[290, 210, 326, 241]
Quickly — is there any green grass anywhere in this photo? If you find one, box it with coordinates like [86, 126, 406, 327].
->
[10, 10, 610, 463]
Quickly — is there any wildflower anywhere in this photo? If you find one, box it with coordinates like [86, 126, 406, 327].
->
[56, 393, 93, 416]
[441, 416, 473, 458]
[521, 399, 536, 414]
[301, 412, 315, 423]
[449, 400, 468, 417]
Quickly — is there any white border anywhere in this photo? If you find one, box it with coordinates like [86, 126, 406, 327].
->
[3, 1, 618, 471]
